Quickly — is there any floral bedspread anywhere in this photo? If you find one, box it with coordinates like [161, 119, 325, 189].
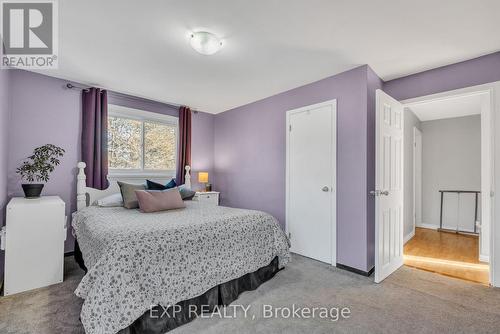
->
[72, 201, 290, 334]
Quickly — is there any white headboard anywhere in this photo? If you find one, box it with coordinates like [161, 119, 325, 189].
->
[76, 162, 191, 210]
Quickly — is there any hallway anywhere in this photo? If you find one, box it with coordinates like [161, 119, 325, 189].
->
[404, 228, 489, 284]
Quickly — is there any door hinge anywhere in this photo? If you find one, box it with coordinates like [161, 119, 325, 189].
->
[289, 124, 292, 132]
[0, 226, 6, 251]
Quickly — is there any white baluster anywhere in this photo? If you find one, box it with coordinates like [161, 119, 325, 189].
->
[184, 165, 191, 189]
[76, 162, 87, 210]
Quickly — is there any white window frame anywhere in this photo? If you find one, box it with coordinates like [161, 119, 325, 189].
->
[107, 104, 178, 179]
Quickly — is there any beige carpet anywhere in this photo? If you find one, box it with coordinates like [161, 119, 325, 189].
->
[1, 255, 500, 334]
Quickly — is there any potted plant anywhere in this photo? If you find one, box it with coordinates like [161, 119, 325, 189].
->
[16, 144, 65, 198]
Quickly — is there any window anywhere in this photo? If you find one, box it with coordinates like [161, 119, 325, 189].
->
[107, 105, 178, 175]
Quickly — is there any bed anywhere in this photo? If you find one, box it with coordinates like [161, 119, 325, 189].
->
[71, 162, 291, 334]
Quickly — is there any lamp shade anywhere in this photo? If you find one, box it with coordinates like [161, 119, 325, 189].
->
[198, 172, 209, 183]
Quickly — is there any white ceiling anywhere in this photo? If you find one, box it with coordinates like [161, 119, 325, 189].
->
[34, 0, 500, 113]
[407, 94, 482, 122]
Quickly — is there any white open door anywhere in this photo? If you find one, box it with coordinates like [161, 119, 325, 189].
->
[374, 90, 404, 283]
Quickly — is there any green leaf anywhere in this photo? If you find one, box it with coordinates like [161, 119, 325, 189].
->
[15, 144, 65, 183]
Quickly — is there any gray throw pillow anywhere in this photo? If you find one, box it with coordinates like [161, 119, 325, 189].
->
[117, 181, 146, 209]
[179, 187, 196, 200]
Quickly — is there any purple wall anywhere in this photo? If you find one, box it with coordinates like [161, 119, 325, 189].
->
[384, 52, 500, 100]
[0, 69, 12, 280]
[366, 67, 384, 270]
[190, 111, 215, 191]
[214, 65, 378, 271]
[0, 70, 10, 221]
[8, 71, 82, 254]
[6, 70, 214, 252]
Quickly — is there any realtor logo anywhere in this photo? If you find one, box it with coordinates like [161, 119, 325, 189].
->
[1, 0, 58, 69]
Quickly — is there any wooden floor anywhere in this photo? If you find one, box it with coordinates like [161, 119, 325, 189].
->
[403, 227, 489, 284]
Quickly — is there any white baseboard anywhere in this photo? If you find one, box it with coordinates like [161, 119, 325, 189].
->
[417, 223, 476, 234]
[479, 254, 490, 263]
[404, 230, 415, 244]
[416, 223, 438, 230]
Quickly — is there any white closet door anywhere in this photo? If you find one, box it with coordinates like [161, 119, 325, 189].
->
[287, 100, 336, 264]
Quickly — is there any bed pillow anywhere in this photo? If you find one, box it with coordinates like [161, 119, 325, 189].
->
[165, 179, 177, 189]
[96, 193, 123, 207]
[117, 181, 146, 209]
[135, 189, 186, 213]
[179, 187, 196, 200]
[146, 179, 177, 190]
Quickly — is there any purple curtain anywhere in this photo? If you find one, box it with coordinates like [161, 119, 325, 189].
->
[176, 106, 192, 185]
[81, 88, 109, 189]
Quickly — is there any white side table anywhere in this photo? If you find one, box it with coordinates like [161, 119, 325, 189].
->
[3, 196, 66, 295]
[194, 191, 220, 206]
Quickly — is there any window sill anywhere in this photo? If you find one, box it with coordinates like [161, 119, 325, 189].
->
[108, 171, 176, 180]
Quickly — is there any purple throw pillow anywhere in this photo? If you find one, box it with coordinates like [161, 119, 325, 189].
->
[135, 189, 186, 213]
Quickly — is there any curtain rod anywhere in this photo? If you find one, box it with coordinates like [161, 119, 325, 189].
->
[66, 83, 90, 92]
[65, 83, 199, 113]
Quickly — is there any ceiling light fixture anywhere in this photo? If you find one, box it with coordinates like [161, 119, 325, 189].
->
[189, 31, 223, 55]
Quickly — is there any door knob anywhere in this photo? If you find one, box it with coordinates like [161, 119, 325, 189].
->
[322, 186, 329, 192]
[380, 190, 389, 196]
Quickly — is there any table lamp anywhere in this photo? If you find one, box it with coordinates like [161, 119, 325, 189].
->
[198, 172, 211, 192]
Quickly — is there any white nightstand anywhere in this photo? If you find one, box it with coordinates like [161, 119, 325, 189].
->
[194, 191, 220, 206]
[3, 196, 66, 295]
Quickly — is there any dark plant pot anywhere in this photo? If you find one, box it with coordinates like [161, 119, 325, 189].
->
[22, 184, 44, 198]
